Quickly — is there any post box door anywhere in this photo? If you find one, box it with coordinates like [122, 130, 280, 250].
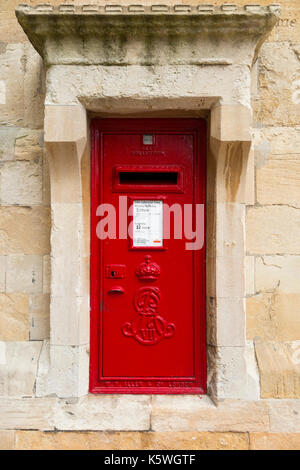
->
[90, 119, 206, 394]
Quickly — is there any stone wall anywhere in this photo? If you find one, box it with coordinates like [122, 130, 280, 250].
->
[0, 1, 300, 450]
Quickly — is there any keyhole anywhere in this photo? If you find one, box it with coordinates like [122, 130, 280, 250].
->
[111, 271, 116, 277]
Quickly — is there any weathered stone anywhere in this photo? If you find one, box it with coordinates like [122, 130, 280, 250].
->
[0, 398, 55, 430]
[215, 343, 260, 400]
[269, 0, 300, 43]
[207, 297, 245, 347]
[14, 128, 43, 161]
[36, 341, 89, 398]
[0, 206, 50, 255]
[255, 340, 300, 398]
[257, 160, 300, 207]
[6, 255, 43, 293]
[0, 293, 29, 341]
[151, 396, 269, 432]
[247, 293, 278, 341]
[245, 255, 255, 295]
[0, 44, 24, 126]
[268, 399, 300, 432]
[253, 42, 300, 126]
[54, 395, 151, 431]
[42, 255, 50, 294]
[50, 296, 89, 346]
[256, 255, 300, 294]
[247, 292, 300, 341]
[0, 430, 15, 450]
[0, 341, 42, 397]
[253, 126, 300, 163]
[0, 160, 43, 205]
[43, 156, 50, 205]
[16, 6, 278, 69]
[245, 147, 255, 205]
[23, 44, 45, 129]
[246, 206, 300, 255]
[250, 432, 300, 450]
[45, 64, 251, 109]
[0, 126, 18, 160]
[14, 430, 249, 450]
[0, 255, 7, 292]
[30, 293, 50, 340]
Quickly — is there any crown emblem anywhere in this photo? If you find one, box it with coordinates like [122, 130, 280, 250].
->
[135, 255, 160, 281]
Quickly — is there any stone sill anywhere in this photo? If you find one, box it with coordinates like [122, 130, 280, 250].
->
[0, 395, 299, 433]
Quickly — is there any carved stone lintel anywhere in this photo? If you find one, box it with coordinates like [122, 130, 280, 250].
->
[16, 4, 280, 66]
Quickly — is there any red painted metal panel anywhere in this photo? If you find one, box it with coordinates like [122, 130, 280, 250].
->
[90, 119, 206, 394]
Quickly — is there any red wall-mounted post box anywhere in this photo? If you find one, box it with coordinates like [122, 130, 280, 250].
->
[90, 119, 206, 394]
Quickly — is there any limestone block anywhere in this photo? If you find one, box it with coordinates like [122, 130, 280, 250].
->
[247, 293, 278, 341]
[0, 18, 27, 44]
[0, 126, 18, 160]
[43, 156, 50, 205]
[257, 160, 300, 207]
[151, 396, 269, 432]
[23, 44, 45, 129]
[46, 64, 251, 109]
[14, 430, 249, 450]
[14, 430, 141, 450]
[0, 398, 56, 430]
[269, 0, 300, 42]
[250, 433, 300, 450]
[43, 255, 50, 294]
[44, 104, 86, 158]
[255, 340, 300, 398]
[0, 293, 29, 341]
[46, 65, 103, 106]
[253, 126, 300, 163]
[245, 256, 255, 295]
[246, 206, 300, 255]
[0, 1, 31, 43]
[0, 160, 43, 205]
[30, 293, 50, 340]
[207, 297, 246, 347]
[215, 254, 245, 298]
[54, 395, 151, 431]
[215, 203, 245, 258]
[0, 44, 24, 126]
[268, 399, 300, 432]
[256, 255, 300, 294]
[247, 292, 300, 341]
[6, 255, 43, 293]
[0, 206, 50, 255]
[51, 203, 82, 259]
[216, 344, 260, 400]
[211, 104, 251, 142]
[15, 128, 43, 161]
[245, 146, 255, 205]
[50, 296, 89, 346]
[0, 255, 7, 292]
[0, 341, 42, 397]
[0, 430, 15, 450]
[254, 42, 300, 126]
[36, 341, 89, 398]
[144, 431, 249, 451]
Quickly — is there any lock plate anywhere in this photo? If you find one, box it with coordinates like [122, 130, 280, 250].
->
[105, 264, 126, 279]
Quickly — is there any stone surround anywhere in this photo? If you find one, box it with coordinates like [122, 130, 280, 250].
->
[0, 1, 299, 449]
[14, 3, 280, 402]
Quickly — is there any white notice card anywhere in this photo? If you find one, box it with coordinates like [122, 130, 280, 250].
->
[132, 200, 163, 248]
